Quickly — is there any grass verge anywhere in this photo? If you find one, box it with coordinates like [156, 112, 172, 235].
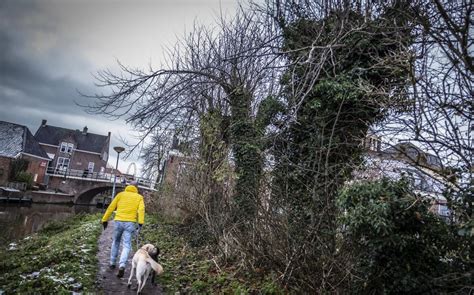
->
[139, 215, 284, 294]
[0, 213, 101, 294]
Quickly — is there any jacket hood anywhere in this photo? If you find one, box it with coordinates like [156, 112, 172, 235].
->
[125, 185, 138, 193]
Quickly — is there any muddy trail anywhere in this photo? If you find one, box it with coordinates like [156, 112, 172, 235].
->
[96, 221, 162, 294]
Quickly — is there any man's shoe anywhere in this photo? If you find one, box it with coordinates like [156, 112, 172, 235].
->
[117, 267, 125, 278]
[109, 264, 116, 270]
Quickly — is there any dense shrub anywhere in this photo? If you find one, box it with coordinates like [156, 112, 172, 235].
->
[337, 179, 472, 293]
[9, 158, 29, 181]
[14, 171, 33, 189]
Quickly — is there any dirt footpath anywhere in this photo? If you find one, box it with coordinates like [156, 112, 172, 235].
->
[96, 221, 162, 294]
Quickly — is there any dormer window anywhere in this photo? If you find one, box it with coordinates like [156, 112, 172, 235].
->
[60, 142, 74, 153]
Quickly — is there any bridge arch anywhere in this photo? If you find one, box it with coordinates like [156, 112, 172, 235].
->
[45, 170, 156, 205]
[75, 184, 122, 204]
[74, 184, 155, 204]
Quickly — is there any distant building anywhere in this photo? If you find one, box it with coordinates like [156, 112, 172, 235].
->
[161, 150, 192, 187]
[158, 134, 199, 188]
[34, 119, 111, 177]
[356, 138, 451, 219]
[383, 142, 442, 171]
[0, 121, 50, 186]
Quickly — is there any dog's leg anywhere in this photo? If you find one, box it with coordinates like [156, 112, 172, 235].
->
[150, 270, 156, 286]
[138, 269, 150, 294]
[136, 275, 142, 295]
[128, 260, 136, 288]
[149, 253, 158, 286]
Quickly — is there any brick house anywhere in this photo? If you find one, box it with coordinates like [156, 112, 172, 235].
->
[34, 120, 110, 177]
[0, 121, 50, 186]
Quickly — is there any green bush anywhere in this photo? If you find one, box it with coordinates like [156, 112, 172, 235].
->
[9, 158, 29, 181]
[14, 171, 33, 189]
[337, 179, 471, 293]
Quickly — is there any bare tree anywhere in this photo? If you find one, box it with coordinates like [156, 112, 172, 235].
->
[85, 8, 285, 255]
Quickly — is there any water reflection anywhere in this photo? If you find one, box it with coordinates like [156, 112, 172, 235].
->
[0, 203, 101, 246]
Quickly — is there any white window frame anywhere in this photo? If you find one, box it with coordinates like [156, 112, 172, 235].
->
[56, 157, 70, 170]
[437, 203, 450, 217]
[60, 142, 74, 153]
[88, 162, 95, 173]
[60, 142, 67, 153]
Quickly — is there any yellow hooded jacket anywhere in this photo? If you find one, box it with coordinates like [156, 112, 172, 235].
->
[101, 185, 145, 224]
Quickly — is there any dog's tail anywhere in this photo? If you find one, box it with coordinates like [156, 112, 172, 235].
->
[146, 257, 164, 275]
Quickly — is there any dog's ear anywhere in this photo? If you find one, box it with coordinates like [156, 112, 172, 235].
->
[148, 246, 158, 256]
[150, 252, 158, 261]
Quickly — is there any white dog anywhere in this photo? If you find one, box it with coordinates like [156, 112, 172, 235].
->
[127, 244, 164, 294]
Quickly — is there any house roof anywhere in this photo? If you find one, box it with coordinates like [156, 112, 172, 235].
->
[34, 124, 109, 154]
[0, 121, 49, 159]
[382, 142, 442, 169]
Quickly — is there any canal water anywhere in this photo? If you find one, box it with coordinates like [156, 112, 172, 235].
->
[0, 203, 102, 246]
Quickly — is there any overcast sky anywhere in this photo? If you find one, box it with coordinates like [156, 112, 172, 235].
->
[0, 0, 238, 175]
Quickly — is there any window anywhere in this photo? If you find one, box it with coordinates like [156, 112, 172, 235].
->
[60, 142, 74, 153]
[60, 142, 67, 152]
[88, 162, 95, 173]
[56, 157, 70, 170]
[438, 204, 450, 217]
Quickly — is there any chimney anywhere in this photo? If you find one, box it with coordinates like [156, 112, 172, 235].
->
[82, 126, 88, 135]
[41, 119, 47, 127]
[108, 131, 111, 138]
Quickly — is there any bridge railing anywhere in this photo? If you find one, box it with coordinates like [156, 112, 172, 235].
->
[46, 167, 157, 189]
[46, 167, 112, 181]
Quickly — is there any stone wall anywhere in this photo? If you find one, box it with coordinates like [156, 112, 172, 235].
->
[29, 191, 75, 204]
[0, 156, 12, 186]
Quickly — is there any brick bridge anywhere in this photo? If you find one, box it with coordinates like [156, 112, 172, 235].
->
[45, 169, 156, 205]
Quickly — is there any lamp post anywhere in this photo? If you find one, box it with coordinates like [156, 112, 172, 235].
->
[111, 146, 125, 201]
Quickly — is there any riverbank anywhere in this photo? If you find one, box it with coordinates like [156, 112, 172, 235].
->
[0, 213, 283, 294]
[0, 213, 101, 293]
[0, 203, 100, 245]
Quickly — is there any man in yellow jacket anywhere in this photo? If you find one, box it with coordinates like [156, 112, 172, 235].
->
[101, 184, 145, 277]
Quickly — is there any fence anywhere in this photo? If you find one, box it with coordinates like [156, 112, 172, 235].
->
[6, 182, 27, 191]
[45, 167, 156, 189]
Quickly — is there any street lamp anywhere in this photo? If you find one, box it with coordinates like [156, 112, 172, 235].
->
[111, 146, 125, 201]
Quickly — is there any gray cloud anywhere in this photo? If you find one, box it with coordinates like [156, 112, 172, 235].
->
[0, 27, 97, 133]
[0, 0, 238, 174]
